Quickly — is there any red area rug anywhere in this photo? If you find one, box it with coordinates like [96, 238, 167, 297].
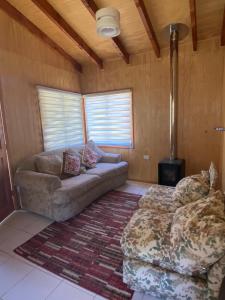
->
[14, 191, 141, 300]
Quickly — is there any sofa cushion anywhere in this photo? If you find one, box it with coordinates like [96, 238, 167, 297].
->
[172, 174, 210, 206]
[81, 145, 101, 168]
[145, 184, 175, 197]
[35, 154, 62, 176]
[123, 258, 207, 300]
[100, 153, 122, 163]
[86, 140, 105, 161]
[171, 190, 225, 275]
[139, 185, 179, 212]
[53, 174, 101, 205]
[86, 162, 128, 179]
[121, 208, 174, 270]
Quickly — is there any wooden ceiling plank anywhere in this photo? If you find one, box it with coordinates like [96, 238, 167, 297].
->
[32, 0, 103, 68]
[221, 6, 225, 46]
[0, 0, 82, 73]
[189, 0, 197, 51]
[81, 0, 129, 64]
[134, 0, 160, 58]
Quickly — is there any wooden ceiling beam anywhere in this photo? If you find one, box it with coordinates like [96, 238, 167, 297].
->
[134, 0, 160, 58]
[189, 0, 197, 51]
[0, 0, 82, 73]
[81, 0, 130, 64]
[32, 0, 103, 69]
[221, 6, 225, 46]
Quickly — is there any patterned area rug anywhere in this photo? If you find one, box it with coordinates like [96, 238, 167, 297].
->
[14, 191, 141, 300]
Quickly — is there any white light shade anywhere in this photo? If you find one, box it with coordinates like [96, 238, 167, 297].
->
[96, 7, 120, 38]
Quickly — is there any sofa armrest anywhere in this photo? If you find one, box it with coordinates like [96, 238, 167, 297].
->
[14, 170, 62, 193]
[207, 255, 225, 299]
[100, 153, 122, 163]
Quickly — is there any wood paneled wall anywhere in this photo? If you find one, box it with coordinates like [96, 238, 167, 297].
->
[0, 7, 224, 186]
[81, 38, 224, 183]
[220, 54, 225, 190]
[0, 10, 81, 173]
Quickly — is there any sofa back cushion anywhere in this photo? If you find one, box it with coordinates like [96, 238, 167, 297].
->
[171, 190, 225, 275]
[35, 154, 62, 176]
[172, 174, 210, 206]
[17, 145, 84, 172]
[81, 145, 101, 168]
[86, 140, 105, 161]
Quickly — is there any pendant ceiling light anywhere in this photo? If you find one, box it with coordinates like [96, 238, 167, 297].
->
[96, 7, 120, 38]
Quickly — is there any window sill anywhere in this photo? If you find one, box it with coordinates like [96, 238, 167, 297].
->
[99, 145, 134, 150]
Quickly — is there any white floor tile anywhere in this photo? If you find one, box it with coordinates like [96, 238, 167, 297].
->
[3, 269, 61, 300]
[142, 293, 160, 300]
[47, 281, 94, 300]
[0, 251, 10, 266]
[0, 228, 32, 255]
[116, 184, 142, 194]
[116, 180, 152, 195]
[94, 295, 107, 300]
[132, 291, 144, 300]
[0, 257, 33, 296]
[0, 225, 19, 244]
[3, 210, 52, 235]
[63, 280, 95, 296]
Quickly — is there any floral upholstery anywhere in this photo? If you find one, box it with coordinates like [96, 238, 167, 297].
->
[121, 179, 225, 299]
[145, 184, 175, 197]
[207, 255, 225, 299]
[121, 209, 174, 271]
[171, 190, 225, 275]
[209, 162, 218, 189]
[139, 184, 179, 213]
[172, 174, 210, 206]
[123, 258, 207, 300]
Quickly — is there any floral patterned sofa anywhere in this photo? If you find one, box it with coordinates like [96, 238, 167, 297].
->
[121, 163, 225, 300]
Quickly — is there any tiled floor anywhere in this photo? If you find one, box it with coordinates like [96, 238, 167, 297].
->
[0, 181, 159, 300]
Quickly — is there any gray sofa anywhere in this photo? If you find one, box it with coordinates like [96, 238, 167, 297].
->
[15, 146, 128, 222]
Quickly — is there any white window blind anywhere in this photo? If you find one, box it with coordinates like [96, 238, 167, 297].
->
[84, 90, 133, 147]
[38, 87, 84, 151]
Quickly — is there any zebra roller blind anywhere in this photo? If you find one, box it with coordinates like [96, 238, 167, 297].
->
[84, 89, 133, 147]
[38, 87, 84, 151]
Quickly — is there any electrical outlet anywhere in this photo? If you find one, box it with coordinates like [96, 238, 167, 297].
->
[144, 155, 150, 160]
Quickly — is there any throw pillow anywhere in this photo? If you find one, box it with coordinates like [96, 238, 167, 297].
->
[171, 190, 225, 275]
[86, 140, 104, 162]
[35, 154, 62, 177]
[81, 145, 101, 168]
[172, 173, 210, 206]
[62, 152, 81, 177]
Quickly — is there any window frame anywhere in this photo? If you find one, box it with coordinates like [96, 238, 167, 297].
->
[37, 85, 85, 151]
[83, 88, 134, 149]
[37, 86, 135, 151]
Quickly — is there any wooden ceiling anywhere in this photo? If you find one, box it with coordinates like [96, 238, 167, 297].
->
[1, 0, 225, 72]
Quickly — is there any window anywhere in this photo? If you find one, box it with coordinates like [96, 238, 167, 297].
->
[38, 87, 84, 151]
[38, 87, 133, 150]
[84, 90, 133, 147]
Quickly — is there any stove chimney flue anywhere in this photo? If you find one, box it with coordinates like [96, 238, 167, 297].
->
[169, 24, 179, 160]
[158, 23, 188, 186]
[162, 23, 189, 160]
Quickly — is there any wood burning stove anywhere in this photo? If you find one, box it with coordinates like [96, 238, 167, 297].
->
[158, 159, 185, 187]
[158, 24, 188, 186]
